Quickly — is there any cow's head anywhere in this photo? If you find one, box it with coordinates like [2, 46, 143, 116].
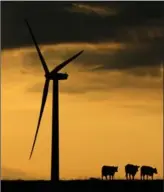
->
[153, 168, 158, 174]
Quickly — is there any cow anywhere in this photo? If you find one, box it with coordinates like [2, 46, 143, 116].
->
[125, 164, 140, 180]
[140, 166, 157, 180]
[101, 165, 118, 180]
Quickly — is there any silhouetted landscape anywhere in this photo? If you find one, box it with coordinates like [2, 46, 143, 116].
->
[2, 164, 163, 191]
[2, 179, 163, 192]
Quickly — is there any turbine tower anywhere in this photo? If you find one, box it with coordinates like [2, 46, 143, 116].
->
[25, 19, 84, 184]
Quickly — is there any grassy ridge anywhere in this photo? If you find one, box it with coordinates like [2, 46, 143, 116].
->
[1, 179, 163, 192]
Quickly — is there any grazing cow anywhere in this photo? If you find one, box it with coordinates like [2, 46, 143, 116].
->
[101, 165, 118, 180]
[140, 166, 157, 180]
[125, 164, 140, 180]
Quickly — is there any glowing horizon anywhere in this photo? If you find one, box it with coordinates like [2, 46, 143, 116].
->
[2, 44, 163, 180]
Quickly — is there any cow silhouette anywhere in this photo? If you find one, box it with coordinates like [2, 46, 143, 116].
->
[125, 164, 140, 180]
[140, 166, 158, 180]
[101, 165, 118, 180]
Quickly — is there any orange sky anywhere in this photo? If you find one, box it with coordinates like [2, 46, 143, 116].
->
[1, 43, 163, 180]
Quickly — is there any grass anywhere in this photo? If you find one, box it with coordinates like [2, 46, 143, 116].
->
[1, 179, 163, 192]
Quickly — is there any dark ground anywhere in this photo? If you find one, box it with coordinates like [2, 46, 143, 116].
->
[1, 179, 164, 192]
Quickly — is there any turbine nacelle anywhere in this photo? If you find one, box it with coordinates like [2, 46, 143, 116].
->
[45, 72, 68, 80]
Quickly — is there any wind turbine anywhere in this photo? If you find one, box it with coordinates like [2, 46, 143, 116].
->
[25, 19, 84, 183]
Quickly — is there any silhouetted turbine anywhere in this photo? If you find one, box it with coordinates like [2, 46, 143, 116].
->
[25, 19, 84, 183]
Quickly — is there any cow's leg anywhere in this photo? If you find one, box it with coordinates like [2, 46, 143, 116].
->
[127, 173, 129, 180]
[131, 174, 133, 180]
[130, 174, 132, 180]
[105, 175, 107, 180]
[125, 173, 128, 180]
[132, 174, 134, 180]
[143, 175, 145, 180]
[141, 173, 143, 180]
[146, 175, 148, 180]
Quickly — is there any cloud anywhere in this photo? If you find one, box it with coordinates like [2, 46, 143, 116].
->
[89, 45, 163, 72]
[68, 3, 117, 17]
[27, 69, 162, 95]
[2, 2, 164, 50]
[18, 43, 163, 77]
[2, 44, 163, 95]
[1, 167, 33, 180]
[2, 2, 164, 80]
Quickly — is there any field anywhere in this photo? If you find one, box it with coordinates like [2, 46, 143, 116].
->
[1, 179, 163, 192]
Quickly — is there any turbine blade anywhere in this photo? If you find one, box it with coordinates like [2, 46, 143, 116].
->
[29, 79, 50, 159]
[50, 50, 84, 74]
[25, 19, 49, 74]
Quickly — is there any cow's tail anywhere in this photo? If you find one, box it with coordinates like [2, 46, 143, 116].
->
[140, 171, 142, 180]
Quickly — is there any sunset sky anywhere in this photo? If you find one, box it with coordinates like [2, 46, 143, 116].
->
[1, 2, 163, 180]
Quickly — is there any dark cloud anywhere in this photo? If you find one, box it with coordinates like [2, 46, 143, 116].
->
[2, 1, 164, 75]
[89, 41, 164, 72]
[27, 80, 110, 94]
[27, 82, 87, 94]
[2, 2, 164, 48]
[67, 3, 118, 17]
[27, 69, 162, 95]
[20, 44, 163, 78]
